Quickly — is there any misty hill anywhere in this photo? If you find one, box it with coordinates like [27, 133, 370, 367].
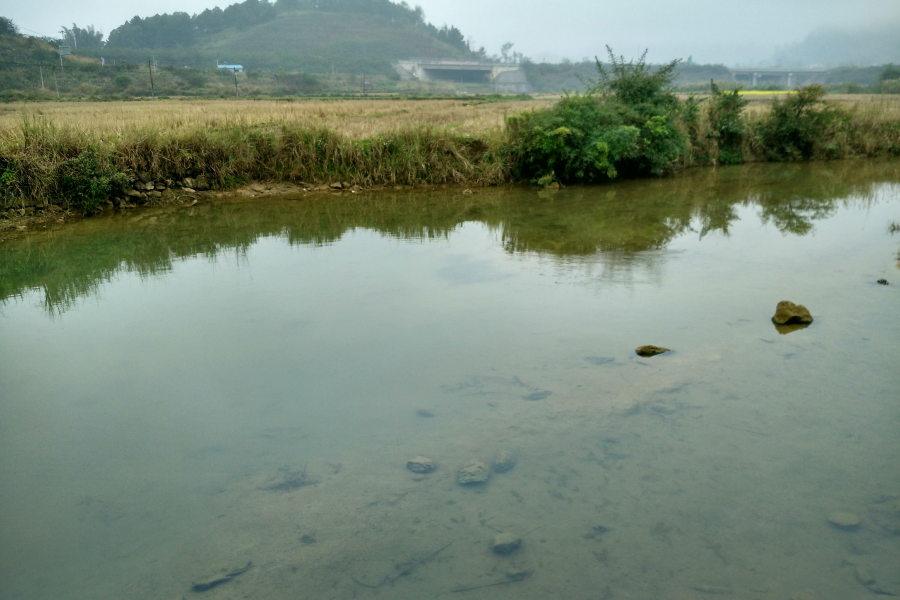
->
[93, 0, 475, 73]
[771, 22, 900, 67]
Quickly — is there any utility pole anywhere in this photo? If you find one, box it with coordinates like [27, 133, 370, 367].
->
[53, 66, 59, 98]
[274, 73, 278, 94]
[39, 65, 44, 89]
[148, 61, 155, 99]
[233, 69, 239, 97]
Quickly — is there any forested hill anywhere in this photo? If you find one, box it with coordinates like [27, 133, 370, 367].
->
[101, 0, 474, 64]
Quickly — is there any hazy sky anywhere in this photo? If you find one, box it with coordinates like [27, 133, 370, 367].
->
[5, 0, 900, 65]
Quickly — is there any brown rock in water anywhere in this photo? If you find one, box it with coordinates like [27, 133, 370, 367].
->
[406, 456, 436, 474]
[635, 345, 670, 357]
[772, 300, 813, 325]
[491, 532, 522, 555]
[457, 461, 490, 484]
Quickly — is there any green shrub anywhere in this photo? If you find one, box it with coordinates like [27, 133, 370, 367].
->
[113, 74, 132, 90]
[757, 85, 845, 161]
[183, 71, 206, 87]
[55, 150, 128, 213]
[507, 48, 686, 183]
[0, 167, 20, 203]
[707, 81, 748, 164]
[507, 95, 638, 182]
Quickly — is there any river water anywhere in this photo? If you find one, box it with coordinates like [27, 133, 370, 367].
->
[1, 161, 898, 600]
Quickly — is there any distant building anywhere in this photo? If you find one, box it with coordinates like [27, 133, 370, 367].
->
[217, 62, 243, 71]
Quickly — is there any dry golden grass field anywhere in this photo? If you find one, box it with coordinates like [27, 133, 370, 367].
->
[0, 98, 556, 139]
[2, 94, 896, 140]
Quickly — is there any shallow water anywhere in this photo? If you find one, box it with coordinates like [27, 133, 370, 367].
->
[1, 161, 899, 600]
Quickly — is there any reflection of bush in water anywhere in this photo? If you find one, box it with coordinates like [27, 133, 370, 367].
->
[1, 160, 897, 314]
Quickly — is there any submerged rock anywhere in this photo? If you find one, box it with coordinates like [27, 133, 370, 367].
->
[491, 532, 522, 555]
[457, 461, 490, 485]
[855, 565, 876, 586]
[869, 493, 900, 535]
[406, 456, 436, 474]
[772, 300, 813, 325]
[827, 511, 861, 530]
[505, 568, 531, 580]
[492, 451, 516, 473]
[635, 345, 670, 357]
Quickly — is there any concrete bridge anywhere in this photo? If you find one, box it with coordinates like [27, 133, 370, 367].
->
[729, 68, 829, 88]
[393, 60, 533, 93]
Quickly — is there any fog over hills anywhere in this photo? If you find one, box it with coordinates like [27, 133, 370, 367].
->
[3, 0, 900, 66]
[768, 23, 900, 67]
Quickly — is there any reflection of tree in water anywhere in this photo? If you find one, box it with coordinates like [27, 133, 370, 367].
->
[1, 160, 897, 314]
[755, 194, 838, 235]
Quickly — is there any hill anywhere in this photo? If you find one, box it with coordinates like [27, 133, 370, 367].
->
[81, 0, 476, 75]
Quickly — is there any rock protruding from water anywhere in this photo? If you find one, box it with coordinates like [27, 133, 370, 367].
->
[407, 456, 436, 474]
[492, 451, 516, 473]
[827, 511, 860, 530]
[635, 345, 670, 357]
[772, 300, 813, 325]
[491, 532, 522, 555]
[457, 461, 490, 485]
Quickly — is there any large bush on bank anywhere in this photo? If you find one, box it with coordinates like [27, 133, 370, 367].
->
[507, 48, 686, 184]
[755, 85, 848, 160]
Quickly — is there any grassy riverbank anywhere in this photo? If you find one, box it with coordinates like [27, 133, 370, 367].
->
[1, 89, 899, 214]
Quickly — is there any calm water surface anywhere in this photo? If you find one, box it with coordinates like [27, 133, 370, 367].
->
[1, 161, 898, 600]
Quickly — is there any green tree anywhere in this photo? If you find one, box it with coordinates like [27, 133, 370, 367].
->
[0, 16, 19, 36]
[60, 24, 104, 49]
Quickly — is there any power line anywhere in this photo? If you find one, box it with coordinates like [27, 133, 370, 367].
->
[13, 24, 57, 38]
